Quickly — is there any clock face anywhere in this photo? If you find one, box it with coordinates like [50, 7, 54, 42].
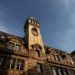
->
[31, 28, 38, 36]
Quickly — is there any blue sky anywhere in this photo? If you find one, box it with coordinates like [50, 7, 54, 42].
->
[0, 0, 75, 53]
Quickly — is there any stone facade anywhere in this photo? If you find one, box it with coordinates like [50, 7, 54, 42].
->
[0, 17, 75, 75]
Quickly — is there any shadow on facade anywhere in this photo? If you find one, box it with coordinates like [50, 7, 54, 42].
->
[0, 48, 15, 75]
[0, 52, 48, 75]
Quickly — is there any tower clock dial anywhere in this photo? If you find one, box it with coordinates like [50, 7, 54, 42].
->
[31, 28, 38, 36]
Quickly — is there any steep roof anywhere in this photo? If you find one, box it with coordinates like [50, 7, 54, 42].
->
[0, 31, 25, 44]
[44, 45, 69, 54]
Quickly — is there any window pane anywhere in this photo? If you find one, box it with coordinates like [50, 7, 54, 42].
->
[7, 58, 15, 69]
[35, 50, 40, 57]
[57, 68, 62, 75]
[0, 57, 6, 69]
[15, 44, 20, 52]
[51, 67, 69, 75]
[37, 63, 42, 73]
[62, 68, 68, 75]
[54, 56, 59, 61]
[51, 55, 55, 60]
[70, 60, 74, 65]
[70, 69, 75, 75]
[16, 59, 24, 70]
[7, 42, 14, 50]
[0, 57, 3, 67]
[52, 67, 57, 75]
[59, 56, 62, 61]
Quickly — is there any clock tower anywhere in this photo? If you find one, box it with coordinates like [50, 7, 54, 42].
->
[24, 17, 45, 54]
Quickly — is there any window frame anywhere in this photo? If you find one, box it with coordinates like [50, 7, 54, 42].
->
[36, 63, 42, 73]
[15, 44, 20, 52]
[35, 50, 40, 57]
[16, 59, 24, 70]
[7, 58, 16, 69]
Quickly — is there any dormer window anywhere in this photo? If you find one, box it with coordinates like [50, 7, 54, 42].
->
[62, 55, 66, 58]
[15, 44, 20, 52]
[7, 42, 20, 52]
[46, 49, 50, 54]
[60, 52, 66, 59]
[70, 59, 74, 65]
[7, 42, 14, 50]
[54, 55, 60, 61]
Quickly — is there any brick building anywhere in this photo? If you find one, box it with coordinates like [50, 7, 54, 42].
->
[0, 17, 75, 75]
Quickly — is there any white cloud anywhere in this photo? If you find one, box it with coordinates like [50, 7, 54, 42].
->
[60, 0, 74, 9]
[60, 11, 75, 51]
[0, 24, 10, 33]
[54, 0, 75, 51]
[0, 5, 12, 33]
[0, 4, 23, 37]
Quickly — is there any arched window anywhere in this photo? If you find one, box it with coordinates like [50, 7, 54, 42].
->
[54, 55, 60, 61]
[51, 54, 55, 60]
[50, 55, 60, 61]
[31, 44, 42, 57]
[35, 50, 40, 57]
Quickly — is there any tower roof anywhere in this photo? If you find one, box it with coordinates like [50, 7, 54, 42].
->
[27, 16, 39, 24]
[29, 16, 35, 20]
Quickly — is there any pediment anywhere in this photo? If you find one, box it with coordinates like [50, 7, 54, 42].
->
[7, 37, 24, 44]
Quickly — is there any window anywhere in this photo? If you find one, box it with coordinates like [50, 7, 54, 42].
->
[35, 50, 40, 57]
[67, 59, 70, 63]
[7, 43, 20, 52]
[15, 44, 20, 52]
[62, 68, 68, 75]
[54, 56, 60, 61]
[57, 68, 62, 75]
[51, 55, 60, 61]
[69, 69, 75, 75]
[70, 59, 74, 65]
[37, 63, 42, 73]
[51, 66, 69, 75]
[51, 55, 55, 60]
[51, 67, 57, 75]
[67, 59, 74, 65]
[16, 59, 24, 70]
[59, 56, 62, 61]
[0, 57, 6, 69]
[7, 58, 15, 69]
[7, 42, 14, 50]
[0, 57, 3, 67]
